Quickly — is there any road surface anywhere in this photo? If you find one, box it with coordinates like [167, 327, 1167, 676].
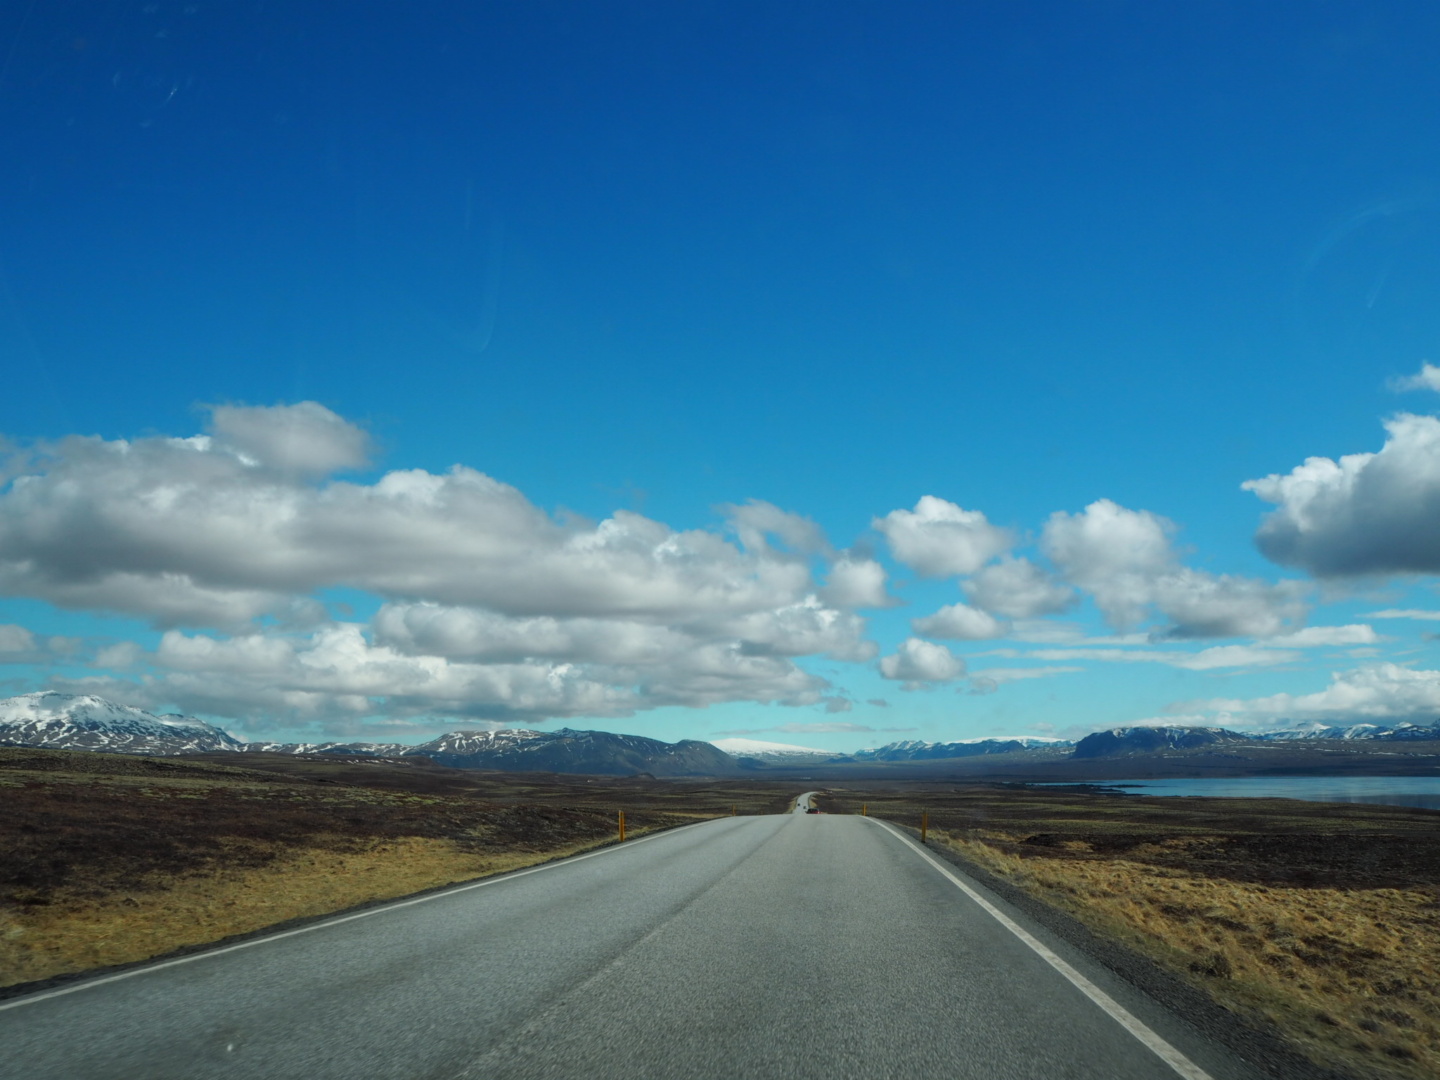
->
[0, 810, 1262, 1079]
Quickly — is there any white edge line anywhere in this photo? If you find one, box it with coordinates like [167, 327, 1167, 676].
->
[864, 817, 1215, 1080]
[0, 816, 722, 1013]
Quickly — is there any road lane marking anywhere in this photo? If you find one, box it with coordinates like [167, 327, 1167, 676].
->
[0, 815, 731, 1013]
[865, 817, 1216, 1080]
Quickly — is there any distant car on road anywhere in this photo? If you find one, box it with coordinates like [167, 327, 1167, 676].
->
[805, 807, 819, 814]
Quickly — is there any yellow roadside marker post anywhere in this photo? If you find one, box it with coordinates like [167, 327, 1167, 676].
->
[619, 810, 626, 842]
[862, 804, 867, 816]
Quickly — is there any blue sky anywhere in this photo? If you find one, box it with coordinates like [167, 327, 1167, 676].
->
[4, 2, 1440, 747]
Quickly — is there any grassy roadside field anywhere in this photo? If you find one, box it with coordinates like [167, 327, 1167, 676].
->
[0, 747, 791, 991]
[819, 784, 1440, 1080]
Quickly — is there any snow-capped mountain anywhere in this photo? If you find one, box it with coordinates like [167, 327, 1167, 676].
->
[0, 692, 244, 755]
[1257, 719, 1440, 741]
[251, 726, 733, 776]
[708, 737, 846, 764]
[10, 689, 1436, 773]
[0, 693, 735, 775]
[854, 737, 1071, 762]
[1073, 720, 1440, 757]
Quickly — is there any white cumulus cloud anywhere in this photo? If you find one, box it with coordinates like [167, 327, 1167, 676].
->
[1200, 662, 1440, 726]
[879, 637, 965, 687]
[145, 623, 639, 727]
[0, 413, 817, 627]
[1042, 499, 1175, 627]
[373, 604, 688, 665]
[1043, 499, 1306, 637]
[963, 556, 1075, 618]
[1147, 569, 1307, 640]
[210, 401, 371, 475]
[1388, 362, 1440, 394]
[874, 496, 1013, 577]
[1245, 412, 1440, 577]
[818, 555, 894, 609]
[722, 499, 830, 556]
[912, 602, 1008, 640]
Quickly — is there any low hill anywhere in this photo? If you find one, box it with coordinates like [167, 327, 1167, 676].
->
[411, 728, 734, 776]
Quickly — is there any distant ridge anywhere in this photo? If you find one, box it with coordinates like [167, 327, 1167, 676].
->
[4, 692, 1438, 770]
[1074, 719, 1440, 758]
[1257, 719, 1440, 741]
[708, 737, 851, 766]
[0, 693, 734, 776]
[415, 728, 733, 776]
[250, 728, 733, 776]
[1072, 726, 1250, 758]
[855, 737, 1071, 762]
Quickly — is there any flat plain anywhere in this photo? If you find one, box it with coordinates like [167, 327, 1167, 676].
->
[0, 747, 790, 990]
[7, 745, 1439, 1080]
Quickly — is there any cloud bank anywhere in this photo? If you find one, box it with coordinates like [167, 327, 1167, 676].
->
[5, 387, 1436, 738]
[0, 403, 881, 731]
[1201, 662, 1440, 727]
[1043, 499, 1306, 637]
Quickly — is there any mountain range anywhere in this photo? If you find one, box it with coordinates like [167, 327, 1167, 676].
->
[0, 693, 731, 776]
[708, 737, 855, 767]
[1073, 720, 1440, 758]
[1, 692, 1438, 772]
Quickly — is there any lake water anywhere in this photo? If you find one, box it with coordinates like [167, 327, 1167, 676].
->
[1088, 776, 1440, 811]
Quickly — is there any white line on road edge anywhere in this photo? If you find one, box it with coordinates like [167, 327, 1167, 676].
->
[865, 817, 1215, 1080]
[0, 815, 725, 1014]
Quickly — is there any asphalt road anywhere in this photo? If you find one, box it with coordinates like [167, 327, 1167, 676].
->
[0, 811, 1265, 1080]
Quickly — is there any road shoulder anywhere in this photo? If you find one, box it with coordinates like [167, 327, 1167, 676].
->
[876, 820, 1357, 1080]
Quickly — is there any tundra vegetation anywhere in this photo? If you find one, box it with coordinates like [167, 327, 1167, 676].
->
[0, 747, 789, 990]
[820, 784, 1440, 1080]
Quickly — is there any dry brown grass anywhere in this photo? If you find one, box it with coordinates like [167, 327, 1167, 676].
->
[941, 831, 1440, 1080]
[1, 746, 776, 990]
[0, 834, 626, 987]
